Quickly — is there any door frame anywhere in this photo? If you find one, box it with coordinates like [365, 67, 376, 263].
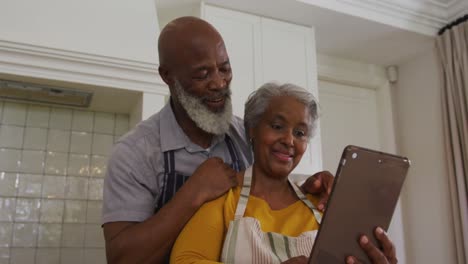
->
[317, 54, 407, 264]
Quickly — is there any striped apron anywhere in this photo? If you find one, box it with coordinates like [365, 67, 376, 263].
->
[221, 166, 322, 264]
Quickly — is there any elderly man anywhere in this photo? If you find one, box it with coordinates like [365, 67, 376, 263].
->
[102, 17, 334, 263]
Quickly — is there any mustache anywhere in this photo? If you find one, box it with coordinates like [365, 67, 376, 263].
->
[201, 87, 231, 101]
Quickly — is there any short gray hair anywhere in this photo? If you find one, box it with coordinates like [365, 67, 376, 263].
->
[244, 82, 319, 140]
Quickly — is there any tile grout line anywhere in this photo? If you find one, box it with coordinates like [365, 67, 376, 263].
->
[0, 101, 15, 264]
[0, 122, 117, 135]
[0, 194, 105, 200]
[10, 103, 34, 263]
[1, 102, 12, 263]
[35, 104, 52, 263]
[0, 146, 113, 155]
[12, 103, 30, 263]
[0, 173, 102, 180]
[0, 102, 8, 262]
[34, 104, 52, 263]
[59, 107, 74, 263]
[83, 110, 97, 259]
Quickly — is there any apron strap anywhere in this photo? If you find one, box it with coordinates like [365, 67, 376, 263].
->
[156, 152, 171, 209]
[159, 136, 244, 210]
[157, 151, 189, 210]
[234, 166, 322, 224]
[234, 166, 252, 219]
[289, 178, 322, 225]
[224, 134, 245, 172]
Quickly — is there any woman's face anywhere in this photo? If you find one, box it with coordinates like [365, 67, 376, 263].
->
[250, 95, 311, 179]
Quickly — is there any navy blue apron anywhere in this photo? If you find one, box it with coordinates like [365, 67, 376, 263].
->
[156, 135, 245, 263]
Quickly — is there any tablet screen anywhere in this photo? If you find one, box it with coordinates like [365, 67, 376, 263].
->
[308, 145, 410, 264]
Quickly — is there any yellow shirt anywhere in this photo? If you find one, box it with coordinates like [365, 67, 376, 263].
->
[170, 186, 321, 264]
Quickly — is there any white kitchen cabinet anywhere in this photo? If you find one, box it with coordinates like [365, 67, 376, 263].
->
[203, 5, 322, 176]
[260, 17, 316, 89]
[201, 6, 262, 117]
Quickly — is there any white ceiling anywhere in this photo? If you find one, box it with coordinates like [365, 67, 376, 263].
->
[429, 0, 462, 5]
[155, 0, 467, 66]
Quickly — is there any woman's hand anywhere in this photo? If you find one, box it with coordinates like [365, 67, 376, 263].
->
[346, 227, 397, 264]
[281, 255, 309, 264]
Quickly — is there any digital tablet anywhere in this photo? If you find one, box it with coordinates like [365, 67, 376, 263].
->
[308, 145, 410, 264]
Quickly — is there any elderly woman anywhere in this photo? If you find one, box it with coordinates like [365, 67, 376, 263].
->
[170, 83, 396, 264]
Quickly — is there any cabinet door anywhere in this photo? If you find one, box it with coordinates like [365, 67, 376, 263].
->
[203, 5, 322, 175]
[261, 17, 322, 175]
[203, 5, 261, 117]
[260, 17, 315, 88]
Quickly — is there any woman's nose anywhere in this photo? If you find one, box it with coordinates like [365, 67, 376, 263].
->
[281, 131, 294, 147]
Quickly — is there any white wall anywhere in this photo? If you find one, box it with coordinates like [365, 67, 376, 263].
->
[394, 45, 457, 264]
[157, 4, 201, 29]
[0, 0, 159, 63]
[0, 0, 169, 128]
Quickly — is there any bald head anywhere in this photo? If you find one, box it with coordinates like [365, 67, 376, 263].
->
[158, 17, 224, 69]
[156, 16, 233, 136]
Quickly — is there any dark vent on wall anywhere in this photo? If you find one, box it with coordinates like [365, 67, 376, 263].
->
[0, 79, 93, 107]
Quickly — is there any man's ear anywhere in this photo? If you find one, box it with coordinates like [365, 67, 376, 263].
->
[248, 127, 255, 141]
[158, 66, 174, 87]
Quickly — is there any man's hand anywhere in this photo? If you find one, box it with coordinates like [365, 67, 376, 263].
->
[301, 171, 334, 211]
[187, 157, 237, 207]
[345, 227, 397, 264]
[103, 157, 238, 264]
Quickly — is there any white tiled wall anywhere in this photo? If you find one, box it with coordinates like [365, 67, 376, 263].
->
[0, 101, 129, 264]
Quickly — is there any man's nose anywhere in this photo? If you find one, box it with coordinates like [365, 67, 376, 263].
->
[208, 71, 226, 90]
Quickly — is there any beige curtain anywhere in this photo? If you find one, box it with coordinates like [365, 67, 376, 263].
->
[436, 18, 468, 264]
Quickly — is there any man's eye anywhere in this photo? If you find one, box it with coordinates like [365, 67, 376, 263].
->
[220, 66, 231, 73]
[194, 75, 208, 80]
[193, 71, 209, 80]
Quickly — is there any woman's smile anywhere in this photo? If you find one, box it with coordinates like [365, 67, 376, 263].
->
[250, 95, 310, 178]
[271, 149, 294, 162]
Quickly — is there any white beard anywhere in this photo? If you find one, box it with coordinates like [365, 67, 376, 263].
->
[174, 80, 233, 135]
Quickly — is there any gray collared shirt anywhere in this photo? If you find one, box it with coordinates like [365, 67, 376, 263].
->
[102, 103, 252, 223]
